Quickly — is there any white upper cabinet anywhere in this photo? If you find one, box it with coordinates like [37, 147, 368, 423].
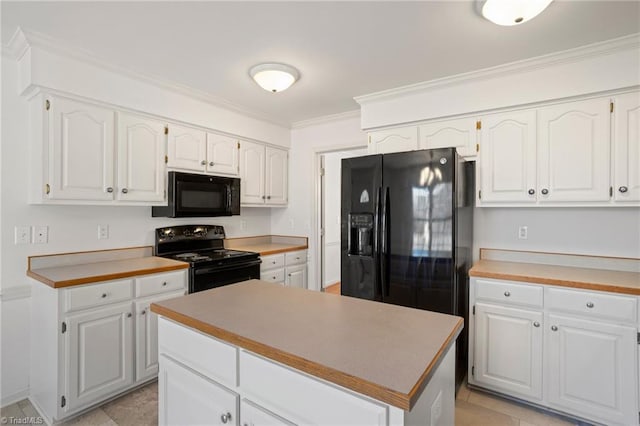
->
[206, 133, 239, 176]
[479, 110, 537, 204]
[265, 147, 288, 205]
[537, 98, 611, 203]
[116, 112, 166, 202]
[418, 117, 477, 158]
[48, 96, 115, 201]
[240, 140, 266, 205]
[613, 92, 640, 202]
[368, 127, 418, 154]
[239, 141, 288, 206]
[167, 124, 207, 172]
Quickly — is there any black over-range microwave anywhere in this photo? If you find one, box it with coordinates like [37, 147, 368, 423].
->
[152, 172, 240, 218]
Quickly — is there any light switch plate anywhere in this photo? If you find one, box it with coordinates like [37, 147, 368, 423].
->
[98, 224, 109, 240]
[14, 226, 31, 244]
[33, 225, 48, 244]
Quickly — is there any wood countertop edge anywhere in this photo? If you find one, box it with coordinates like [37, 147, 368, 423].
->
[254, 245, 309, 256]
[469, 270, 640, 296]
[151, 303, 459, 411]
[28, 263, 189, 289]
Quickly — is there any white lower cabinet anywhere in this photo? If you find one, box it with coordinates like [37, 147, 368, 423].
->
[285, 264, 306, 289]
[469, 277, 639, 425]
[29, 269, 187, 424]
[260, 250, 307, 289]
[159, 355, 238, 426]
[240, 399, 294, 426]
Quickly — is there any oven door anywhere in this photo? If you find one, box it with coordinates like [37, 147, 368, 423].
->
[190, 259, 261, 293]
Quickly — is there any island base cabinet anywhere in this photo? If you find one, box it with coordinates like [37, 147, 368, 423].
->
[545, 314, 637, 426]
[159, 355, 238, 426]
[240, 399, 295, 426]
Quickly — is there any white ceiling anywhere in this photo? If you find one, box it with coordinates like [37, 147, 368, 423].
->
[2, 1, 639, 127]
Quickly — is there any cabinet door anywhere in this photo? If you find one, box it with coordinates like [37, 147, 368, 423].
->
[368, 127, 418, 154]
[116, 112, 166, 202]
[240, 141, 265, 204]
[207, 133, 239, 176]
[419, 117, 477, 157]
[474, 303, 543, 401]
[538, 98, 611, 202]
[478, 110, 537, 204]
[135, 291, 185, 383]
[167, 124, 206, 172]
[240, 399, 295, 426]
[265, 147, 288, 205]
[158, 355, 238, 426]
[613, 92, 640, 202]
[65, 302, 133, 412]
[48, 96, 115, 201]
[285, 264, 307, 289]
[546, 314, 637, 425]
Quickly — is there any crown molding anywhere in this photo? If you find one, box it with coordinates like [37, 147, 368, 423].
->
[291, 109, 361, 129]
[4, 27, 292, 128]
[354, 32, 640, 105]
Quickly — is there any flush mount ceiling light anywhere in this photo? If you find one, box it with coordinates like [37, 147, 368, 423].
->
[249, 63, 299, 93]
[481, 0, 554, 26]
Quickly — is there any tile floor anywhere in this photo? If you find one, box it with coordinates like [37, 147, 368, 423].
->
[1, 379, 583, 426]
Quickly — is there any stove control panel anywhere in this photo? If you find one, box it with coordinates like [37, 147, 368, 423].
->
[156, 225, 226, 243]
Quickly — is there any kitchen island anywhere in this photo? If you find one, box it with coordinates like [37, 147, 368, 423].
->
[151, 279, 462, 426]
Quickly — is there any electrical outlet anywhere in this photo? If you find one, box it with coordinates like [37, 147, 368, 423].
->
[98, 224, 109, 240]
[14, 226, 31, 244]
[518, 226, 528, 240]
[33, 225, 49, 244]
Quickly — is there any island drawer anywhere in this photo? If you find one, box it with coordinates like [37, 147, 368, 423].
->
[262, 254, 285, 270]
[64, 278, 133, 312]
[158, 317, 237, 388]
[135, 270, 186, 297]
[239, 351, 387, 426]
[475, 278, 543, 308]
[261, 268, 285, 284]
[545, 287, 637, 324]
[285, 250, 306, 266]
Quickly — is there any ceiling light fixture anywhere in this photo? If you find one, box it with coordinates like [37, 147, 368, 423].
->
[481, 0, 554, 26]
[249, 63, 299, 93]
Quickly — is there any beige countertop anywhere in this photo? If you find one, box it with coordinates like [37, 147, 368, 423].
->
[28, 256, 189, 288]
[225, 235, 308, 256]
[151, 280, 462, 410]
[470, 259, 640, 295]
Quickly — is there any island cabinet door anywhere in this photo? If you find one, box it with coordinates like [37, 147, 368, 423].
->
[159, 355, 238, 426]
[545, 314, 637, 426]
[240, 399, 295, 426]
[65, 302, 134, 413]
[473, 303, 543, 401]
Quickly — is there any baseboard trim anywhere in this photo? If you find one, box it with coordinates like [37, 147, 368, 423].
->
[1, 388, 29, 408]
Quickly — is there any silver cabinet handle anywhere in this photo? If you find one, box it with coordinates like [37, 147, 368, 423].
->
[106, 187, 114, 193]
[220, 412, 232, 424]
[162, 282, 167, 286]
[121, 188, 128, 194]
[504, 291, 511, 297]
[288, 273, 292, 277]
[102, 293, 107, 298]
[141, 309, 146, 315]
[272, 276, 276, 279]
[541, 188, 549, 195]
[619, 186, 628, 193]
[262, 195, 266, 199]
[586, 302, 594, 308]
[201, 160, 206, 165]
[528, 189, 535, 195]
[272, 261, 276, 264]
[127, 313, 132, 318]
[267, 195, 271, 200]
[533, 321, 540, 327]
[551, 325, 558, 331]
[209, 162, 215, 166]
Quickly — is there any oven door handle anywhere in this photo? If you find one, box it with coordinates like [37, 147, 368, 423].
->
[194, 259, 262, 275]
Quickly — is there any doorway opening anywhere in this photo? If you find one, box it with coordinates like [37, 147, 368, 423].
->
[316, 147, 368, 293]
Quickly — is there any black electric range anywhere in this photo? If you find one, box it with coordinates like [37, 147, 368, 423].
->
[155, 225, 261, 293]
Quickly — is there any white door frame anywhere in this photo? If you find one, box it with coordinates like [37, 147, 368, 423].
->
[312, 143, 367, 292]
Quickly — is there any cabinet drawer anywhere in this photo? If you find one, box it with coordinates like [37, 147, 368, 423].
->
[65, 279, 133, 312]
[546, 287, 637, 324]
[158, 317, 237, 389]
[475, 279, 543, 308]
[240, 351, 386, 426]
[261, 254, 285, 270]
[135, 270, 186, 298]
[261, 268, 285, 284]
[285, 250, 306, 266]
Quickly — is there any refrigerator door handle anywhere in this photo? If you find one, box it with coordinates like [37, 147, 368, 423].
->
[375, 186, 382, 300]
[381, 186, 390, 297]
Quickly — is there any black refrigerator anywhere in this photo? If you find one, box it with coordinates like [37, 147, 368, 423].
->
[341, 148, 474, 390]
